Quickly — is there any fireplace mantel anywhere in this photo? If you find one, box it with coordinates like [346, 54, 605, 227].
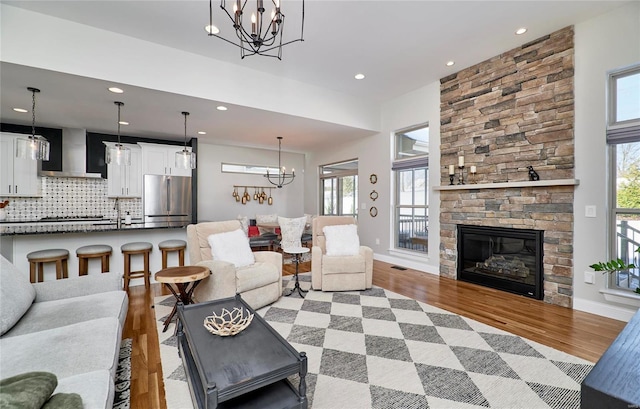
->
[434, 179, 580, 191]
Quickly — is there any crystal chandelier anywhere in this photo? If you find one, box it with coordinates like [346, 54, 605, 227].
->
[105, 101, 131, 166]
[264, 136, 294, 188]
[175, 111, 197, 169]
[16, 87, 50, 161]
[207, 0, 305, 59]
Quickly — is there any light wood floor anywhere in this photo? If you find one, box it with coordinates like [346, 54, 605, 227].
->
[122, 260, 627, 409]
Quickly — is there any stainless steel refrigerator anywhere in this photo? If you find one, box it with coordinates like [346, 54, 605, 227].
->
[143, 174, 192, 227]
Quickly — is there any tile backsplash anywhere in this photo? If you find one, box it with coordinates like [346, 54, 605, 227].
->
[0, 177, 141, 221]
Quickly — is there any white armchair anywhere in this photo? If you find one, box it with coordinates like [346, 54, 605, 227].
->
[311, 216, 373, 291]
[186, 220, 282, 309]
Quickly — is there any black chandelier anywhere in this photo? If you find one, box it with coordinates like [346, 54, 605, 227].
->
[264, 137, 295, 188]
[207, 0, 304, 59]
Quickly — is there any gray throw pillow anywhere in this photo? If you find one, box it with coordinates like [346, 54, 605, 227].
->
[43, 393, 83, 409]
[0, 256, 36, 335]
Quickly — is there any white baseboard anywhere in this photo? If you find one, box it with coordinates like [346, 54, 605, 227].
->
[573, 297, 637, 322]
[373, 253, 439, 275]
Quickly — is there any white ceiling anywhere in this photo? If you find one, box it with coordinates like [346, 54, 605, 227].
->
[0, 0, 629, 152]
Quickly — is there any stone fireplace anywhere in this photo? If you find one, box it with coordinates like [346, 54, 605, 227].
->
[438, 26, 576, 308]
[457, 225, 544, 299]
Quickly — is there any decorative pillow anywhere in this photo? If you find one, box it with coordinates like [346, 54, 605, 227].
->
[208, 229, 255, 268]
[43, 393, 83, 409]
[278, 216, 307, 250]
[248, 226, 260, 237]
[0, 256, 36, 336]
[256, 213, 278, 235]
[304, 213, 315, 233]
[237, 215, 249, 236]
[0, 371, 58, 409]
[323, 224, 360, 256]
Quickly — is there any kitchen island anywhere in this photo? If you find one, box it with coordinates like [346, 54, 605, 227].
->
[1, 220, 190, 286]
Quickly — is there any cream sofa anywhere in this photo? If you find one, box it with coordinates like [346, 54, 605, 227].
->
[0, 255, 128, 409]
[186, 220, 283, 309]
[311, 216, 373, 291]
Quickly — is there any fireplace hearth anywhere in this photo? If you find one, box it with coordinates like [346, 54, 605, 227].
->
[457, 225, 544, 299]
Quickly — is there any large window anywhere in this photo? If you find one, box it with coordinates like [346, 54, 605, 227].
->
[393, 124, 429, 253]
[320, 159, 358, 216]
[607, 64, 640, 292]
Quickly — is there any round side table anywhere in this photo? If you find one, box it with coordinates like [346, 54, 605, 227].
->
[283, 246, 310, 298]
[155, 265, 210, 332]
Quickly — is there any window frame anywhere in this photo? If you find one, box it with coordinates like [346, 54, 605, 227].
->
[319, 159, 359, 217]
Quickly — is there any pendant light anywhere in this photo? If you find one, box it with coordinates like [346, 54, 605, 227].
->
[175, 111, 197, 169]
[16, 87, 50, 161]
[105, 101, 131, 166]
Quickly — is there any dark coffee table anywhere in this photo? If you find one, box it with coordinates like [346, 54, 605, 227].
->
[177, 295, 308, 409]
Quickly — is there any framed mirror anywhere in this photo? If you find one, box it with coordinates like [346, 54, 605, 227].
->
[369, 174, 377, 184]
[369, 206, 378, 217]
[370, 190, 378, 201]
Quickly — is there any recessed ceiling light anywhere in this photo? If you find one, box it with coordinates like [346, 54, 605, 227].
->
[216, 105, 228, 111]
[446, 61, 455, 67]
[205, 25, 220, 35]
[108, 87, 124, 94]
[119, 121, 129, 125]
[515, 27, 527, 35]
[13, 108, 28, 113]
[197, 131, 207, 135]
[354, 73, 365, 80]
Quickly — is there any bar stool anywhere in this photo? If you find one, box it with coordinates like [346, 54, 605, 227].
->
[76, 245, 113, 276]
[158, 239, 187, 269]
[27, 249, 69, 283]
[121, 242, 153, 291]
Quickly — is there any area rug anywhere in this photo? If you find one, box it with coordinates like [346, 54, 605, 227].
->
[113, 338, 132, 409]
[155, 274, 593, 409]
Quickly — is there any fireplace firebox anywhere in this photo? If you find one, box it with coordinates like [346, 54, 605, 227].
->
[457, 225, 543, 300]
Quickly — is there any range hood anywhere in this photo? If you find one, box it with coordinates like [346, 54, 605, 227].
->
[39, 128, 103, 178]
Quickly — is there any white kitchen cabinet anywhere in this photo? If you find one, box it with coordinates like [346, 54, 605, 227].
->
[0, 132, 41, 197]
[138, 142, 192, 177]
[104, 142, 142, 197]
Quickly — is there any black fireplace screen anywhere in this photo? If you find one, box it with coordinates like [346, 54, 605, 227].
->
[457, 225, 543, 300]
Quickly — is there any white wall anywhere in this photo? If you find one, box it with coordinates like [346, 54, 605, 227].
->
[573, 1, 640, 321]
[197, 143, 305, 222]
[305, 80, 441, 274]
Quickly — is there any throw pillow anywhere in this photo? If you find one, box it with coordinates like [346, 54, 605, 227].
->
[208, 229, 255, 268]
[237, 215, 249, 236]
[256, 213, 278, 235]
[0, 256, 36, 336]
[323, 224, 360, 256]
[43, 393, 83, 409]
[0, 371, 58, 409]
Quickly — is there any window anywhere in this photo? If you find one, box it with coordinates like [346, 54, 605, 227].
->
[607, 64, 640, 292]
[221, 163, 279, 175]
[393, 124, 429, 253]
[320, 159, 358, 216]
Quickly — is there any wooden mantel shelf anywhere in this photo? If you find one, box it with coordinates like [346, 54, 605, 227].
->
[433, 179, 580, 191]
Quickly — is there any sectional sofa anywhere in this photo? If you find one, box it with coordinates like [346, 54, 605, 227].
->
[0, 255, 128, 409]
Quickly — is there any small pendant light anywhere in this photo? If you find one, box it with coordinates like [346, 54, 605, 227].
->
[175, 111, 196, 169]
[16, 87, 50, 161]
[105, 101, 131, 166]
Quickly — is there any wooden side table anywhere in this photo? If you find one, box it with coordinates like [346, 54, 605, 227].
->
[155, 265, 210, 332]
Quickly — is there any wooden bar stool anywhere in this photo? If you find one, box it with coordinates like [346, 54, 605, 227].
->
[158, 239, 187, 269]
[27, 249, 69, 283]
[76, 245, 113, 276]
[121, 242, 152, 291]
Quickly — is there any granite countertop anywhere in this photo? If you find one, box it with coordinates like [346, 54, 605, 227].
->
[0, 220, 188, 236]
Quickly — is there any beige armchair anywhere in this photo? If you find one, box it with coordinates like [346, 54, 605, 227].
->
[186, 220, 282, 310]
[311, 216, 373, 291]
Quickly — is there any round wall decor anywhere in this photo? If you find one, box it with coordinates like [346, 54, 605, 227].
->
[369, 206, 378, 217]
[369, 190, 378, 201]
[369, 174, 377, 184]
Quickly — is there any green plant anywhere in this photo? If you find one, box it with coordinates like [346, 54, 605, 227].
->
[590, 247, 640, 294]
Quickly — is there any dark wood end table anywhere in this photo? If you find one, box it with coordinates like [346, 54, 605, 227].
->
[155, 265, 210, 332]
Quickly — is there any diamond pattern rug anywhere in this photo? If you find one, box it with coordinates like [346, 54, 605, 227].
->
[154, 274, 593, 409]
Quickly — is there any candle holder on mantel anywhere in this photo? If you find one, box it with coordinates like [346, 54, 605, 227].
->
[457, 165, 465, 185]
[449, 174, 455, 185]
[469, 166, 477, 184]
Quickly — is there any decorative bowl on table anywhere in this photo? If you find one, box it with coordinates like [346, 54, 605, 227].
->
[203, 307, 254, 336]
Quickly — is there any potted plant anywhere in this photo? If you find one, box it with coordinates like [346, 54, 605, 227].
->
[590, 247, 640, 294]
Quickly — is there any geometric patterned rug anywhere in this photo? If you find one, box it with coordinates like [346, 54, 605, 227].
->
[113, 338, 132, 409]
[155, 273, 593, 409]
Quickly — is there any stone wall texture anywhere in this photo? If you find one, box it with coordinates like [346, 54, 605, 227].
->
[439, 26, 575, 307]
